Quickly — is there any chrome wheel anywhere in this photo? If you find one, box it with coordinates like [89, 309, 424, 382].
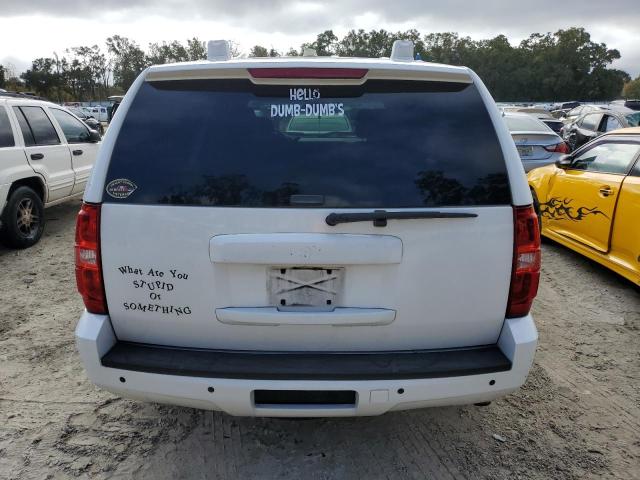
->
[16, 198, 40, 238]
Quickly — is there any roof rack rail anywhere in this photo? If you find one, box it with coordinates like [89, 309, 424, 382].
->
[0, 91, 49, 101]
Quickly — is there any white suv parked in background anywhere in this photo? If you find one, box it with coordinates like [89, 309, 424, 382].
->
[0, 94, 100, 248]
[75, 41, 540, 417]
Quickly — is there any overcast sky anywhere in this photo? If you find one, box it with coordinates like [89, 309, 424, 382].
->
[1, 0, 638, 78]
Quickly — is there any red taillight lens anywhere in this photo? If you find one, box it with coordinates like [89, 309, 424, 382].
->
[544, 142, 569, 154]
[506, 205, 541, 318]
[248, 68, 368, 79]
[75, 203, 107, 314]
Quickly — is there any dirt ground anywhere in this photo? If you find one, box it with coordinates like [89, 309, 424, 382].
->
[0, 199, 639, 480]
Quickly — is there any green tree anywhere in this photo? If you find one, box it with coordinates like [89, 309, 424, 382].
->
[64, 45, 111, 100]
[249, 45, 280, 57]
[107, 35, 146, 90]
[469, 35, 528, 101]
[420, 27, 627, 101]
[302, 30, 339, 56]
[249, 45, 279, 57]
[61, 58, 86, 100]
[147, 40, 189, 64]
[0, 65, 5, 88]
[249, 45, 269, 57]
[12, 28, 632, 102]
[20, 58, 61, 97]
[423, 32, 476, 65]
[148, 38, 207, 64]
[336, 29, 394, 57]
[587, 67, 630, 100]
[518, 28, 625, 101]
[328, 29, 424, 58]
[186, 38, 206, 60]
[622, 76, 640, 98]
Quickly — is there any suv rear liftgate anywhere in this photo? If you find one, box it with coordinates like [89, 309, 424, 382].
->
[75, 48, 539, 415]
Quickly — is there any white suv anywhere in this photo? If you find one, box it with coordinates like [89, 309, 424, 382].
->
[0, 94, 100, 248]
[75, 41, 540, 417]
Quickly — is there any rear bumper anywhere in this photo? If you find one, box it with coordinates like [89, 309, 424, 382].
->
[75, 313, 537, 417]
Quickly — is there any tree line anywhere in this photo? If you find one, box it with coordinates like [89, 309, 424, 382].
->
[1, 27, 637, 102]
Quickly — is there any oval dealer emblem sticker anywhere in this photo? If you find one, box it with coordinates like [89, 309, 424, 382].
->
[106, 179, 137, 199]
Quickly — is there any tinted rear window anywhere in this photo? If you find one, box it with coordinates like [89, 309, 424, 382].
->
[13, 107, 35, 146]
[580, 114, 602, 130]
[504, 115, 549, 132]
[105, 79, 510, 207]
[0, 106, 15, 147]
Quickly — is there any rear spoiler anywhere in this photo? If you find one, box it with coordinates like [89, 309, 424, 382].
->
[145, 64, 473, 85]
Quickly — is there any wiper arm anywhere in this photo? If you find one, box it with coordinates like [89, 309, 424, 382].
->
[325, 210, 478, 227]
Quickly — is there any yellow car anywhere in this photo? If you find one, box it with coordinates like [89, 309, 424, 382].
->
[528, 127, 640, 285]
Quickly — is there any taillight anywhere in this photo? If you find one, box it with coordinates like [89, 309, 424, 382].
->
[506, 205, 541, 318]
[248, 68, 368, 79]
[544, 142, 569, 154]
[75, 203, 107, 314]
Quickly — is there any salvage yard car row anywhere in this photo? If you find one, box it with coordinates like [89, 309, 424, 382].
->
[561, 106, 640, 150]
[501, 100, 640, 152]
[0, 93, 100, 248]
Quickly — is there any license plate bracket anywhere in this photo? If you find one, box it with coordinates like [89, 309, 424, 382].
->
[268, 267, 344, 309]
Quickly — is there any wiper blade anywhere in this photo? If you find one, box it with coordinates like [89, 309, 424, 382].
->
[325, 210, 477, 227]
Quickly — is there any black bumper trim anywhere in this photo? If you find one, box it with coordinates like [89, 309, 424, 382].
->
[101, 342, 511, 381]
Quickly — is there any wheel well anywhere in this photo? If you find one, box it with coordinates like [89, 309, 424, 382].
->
[9, 177, 46, 202]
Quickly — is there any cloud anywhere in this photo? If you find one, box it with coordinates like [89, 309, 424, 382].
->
[3, 0, 639, 33]
[1, 1, 638, 76]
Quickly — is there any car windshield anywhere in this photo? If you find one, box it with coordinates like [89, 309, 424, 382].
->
[625, 112, 640, 127]
[504, 115, 549, 132]
[105, 79, 510, 208]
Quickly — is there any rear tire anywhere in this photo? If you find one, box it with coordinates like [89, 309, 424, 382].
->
[0, 186, 45, 249]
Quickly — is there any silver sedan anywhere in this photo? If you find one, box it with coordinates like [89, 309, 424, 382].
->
[503, 113, 569, 172]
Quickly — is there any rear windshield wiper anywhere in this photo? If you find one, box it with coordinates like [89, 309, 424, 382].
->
[325, 210, 478, 227]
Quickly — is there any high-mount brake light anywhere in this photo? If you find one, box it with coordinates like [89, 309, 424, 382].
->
[248, 68, 368, 79]
[506, 205, 541, 318]
[75, 203, 107, 314]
